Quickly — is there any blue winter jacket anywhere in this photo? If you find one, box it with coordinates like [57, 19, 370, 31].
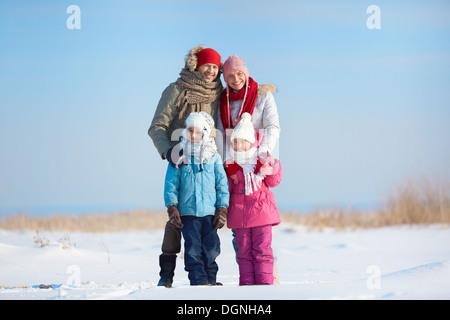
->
[164, 153, 229, 217]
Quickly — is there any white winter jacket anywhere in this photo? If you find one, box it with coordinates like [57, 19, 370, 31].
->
[216, 84, 280, 159]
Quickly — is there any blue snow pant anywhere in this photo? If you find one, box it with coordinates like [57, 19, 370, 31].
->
[181, 215, 220, 285]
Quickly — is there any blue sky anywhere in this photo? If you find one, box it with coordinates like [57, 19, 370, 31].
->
[1, 0, 449, 215]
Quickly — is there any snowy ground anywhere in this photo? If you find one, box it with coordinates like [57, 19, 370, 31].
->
[1, 224, 449, 300]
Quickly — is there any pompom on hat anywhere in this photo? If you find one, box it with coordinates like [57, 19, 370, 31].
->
[230, 112, 256, 144]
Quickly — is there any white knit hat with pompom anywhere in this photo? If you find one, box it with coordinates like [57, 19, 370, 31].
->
[230, 112, 255, 144]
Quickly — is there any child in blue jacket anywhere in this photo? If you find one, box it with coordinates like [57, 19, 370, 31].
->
[164, 111, 229, 286]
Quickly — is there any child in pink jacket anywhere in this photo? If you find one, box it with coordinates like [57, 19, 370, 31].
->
[225, 112, 282, 285]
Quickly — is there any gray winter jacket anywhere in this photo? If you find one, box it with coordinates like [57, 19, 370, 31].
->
[148, 83, 220, 159]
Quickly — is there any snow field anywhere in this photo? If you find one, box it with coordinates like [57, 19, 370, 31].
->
[1, 224, 449, 300]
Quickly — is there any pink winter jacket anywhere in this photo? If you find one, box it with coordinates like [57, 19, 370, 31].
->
[227, 160, 282, 229]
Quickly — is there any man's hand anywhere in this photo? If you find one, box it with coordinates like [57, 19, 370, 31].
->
[166, 143, 185, 168]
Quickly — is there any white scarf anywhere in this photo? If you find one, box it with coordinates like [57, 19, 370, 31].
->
[177, 131, 217, 168]
[227, 145, 265, 195]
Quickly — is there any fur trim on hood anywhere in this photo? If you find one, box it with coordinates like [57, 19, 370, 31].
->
[257, 83, 277, 97]
[185, 45, 207, 71]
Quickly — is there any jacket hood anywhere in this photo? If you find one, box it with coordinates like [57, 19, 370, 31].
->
[185, 45, 207, 71]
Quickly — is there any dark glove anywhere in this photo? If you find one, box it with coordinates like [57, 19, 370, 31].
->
[167, 205, 183, 229]
[213, 207, 227, 230]
[166, 143, 185, 168]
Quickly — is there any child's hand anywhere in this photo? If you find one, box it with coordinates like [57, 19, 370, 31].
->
[213, 207, 227, 230]
[167, 205, 183, 229]
[259, 162, 274, 175]
[229, 173, 239, 184]
[258, 151, 275, 166]
[258, 151, 279, 175]
[225, 160, 239, 184]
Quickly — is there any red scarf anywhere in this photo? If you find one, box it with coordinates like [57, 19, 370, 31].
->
[219, 77, 258, 129]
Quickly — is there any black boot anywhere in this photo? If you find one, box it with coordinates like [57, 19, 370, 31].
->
[158, 254, 176, 288]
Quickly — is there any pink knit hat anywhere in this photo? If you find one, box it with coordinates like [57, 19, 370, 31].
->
[222, 55, 251, 127]
[223, 55, 249, 81]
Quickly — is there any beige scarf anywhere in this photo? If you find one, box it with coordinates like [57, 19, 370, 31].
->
[174, 68, 223, 118]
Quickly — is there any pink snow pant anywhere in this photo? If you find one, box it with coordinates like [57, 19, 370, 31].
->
[235, 225, 274, 285]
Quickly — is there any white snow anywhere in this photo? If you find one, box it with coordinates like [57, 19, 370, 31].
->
[1, 224, 449, 300]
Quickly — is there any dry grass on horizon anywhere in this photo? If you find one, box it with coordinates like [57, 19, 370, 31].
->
[0, 209, 168, 233]
[1, 178, 449, 233]
[282, 177, 450, 231]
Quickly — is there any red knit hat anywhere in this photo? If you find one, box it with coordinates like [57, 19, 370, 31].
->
[196, 48, 221, 69]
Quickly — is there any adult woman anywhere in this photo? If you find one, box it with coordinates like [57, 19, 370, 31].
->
[217, 55, 280, 168]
